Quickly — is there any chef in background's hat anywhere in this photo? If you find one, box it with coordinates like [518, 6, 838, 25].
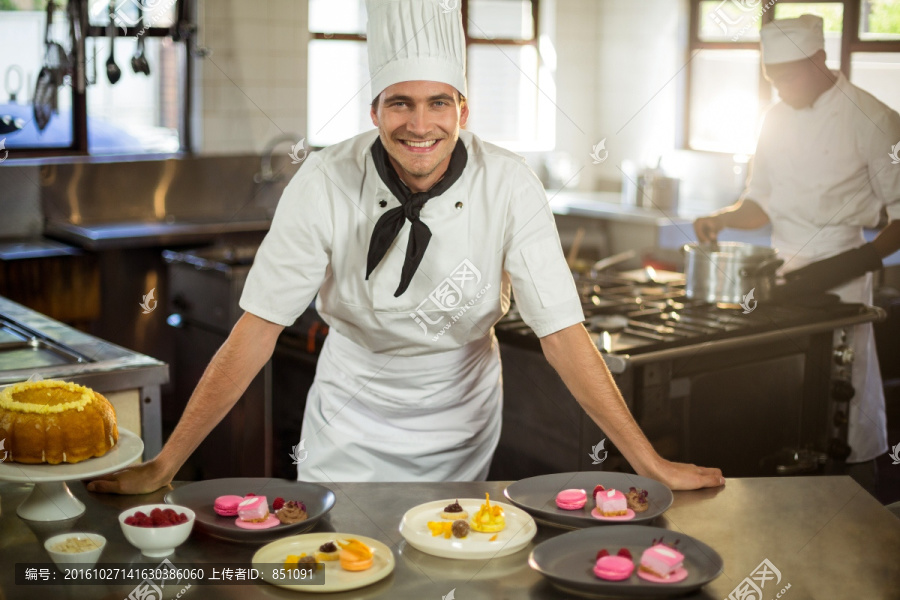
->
[760, 14, 825, 64]
[366, 0, 467, 99]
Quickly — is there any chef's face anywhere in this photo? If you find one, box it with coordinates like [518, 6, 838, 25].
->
[371, 81, 469, 192]
[763, 51, 829, 109]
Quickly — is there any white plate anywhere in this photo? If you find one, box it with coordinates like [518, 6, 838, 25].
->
[252, 532, 395, 593]
[0, 428, 143, 482]
[399, 498, 537, 560]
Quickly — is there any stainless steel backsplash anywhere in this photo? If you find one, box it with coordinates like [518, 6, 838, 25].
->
[38, 154, 301, 225]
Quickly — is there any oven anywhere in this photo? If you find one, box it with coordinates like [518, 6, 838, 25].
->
[489, 270, 883, 479]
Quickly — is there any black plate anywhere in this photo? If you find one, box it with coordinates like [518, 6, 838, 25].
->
[529, 524, 723, 597]
[165, 478, 335, 543]
[504, 472, 673, 528]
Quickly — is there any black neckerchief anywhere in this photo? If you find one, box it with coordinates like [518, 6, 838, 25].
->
[366, 136, 468, 297]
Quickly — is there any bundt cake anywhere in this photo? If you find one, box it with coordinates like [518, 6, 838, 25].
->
[0, 380, 118, 464]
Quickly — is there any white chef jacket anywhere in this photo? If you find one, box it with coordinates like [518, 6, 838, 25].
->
[745, 73, 900, 463]
[240, 129, 584, 354]
[239, 129, 584, 482]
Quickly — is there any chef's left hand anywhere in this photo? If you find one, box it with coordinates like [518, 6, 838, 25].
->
[645, 458, 725, 491]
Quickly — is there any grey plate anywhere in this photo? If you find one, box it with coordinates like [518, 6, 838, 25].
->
[165, 478, 335, 543]
[504, 472, 673, 528]
[529, 524, 723, 598]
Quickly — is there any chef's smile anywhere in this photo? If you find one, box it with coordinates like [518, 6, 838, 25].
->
[371, 81, 468, 192]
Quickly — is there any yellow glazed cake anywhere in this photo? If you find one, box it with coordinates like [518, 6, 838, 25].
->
[0, 380, 118, 464]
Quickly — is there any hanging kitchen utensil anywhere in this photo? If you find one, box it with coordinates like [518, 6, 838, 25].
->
[44, 0, 70, 87]
[106, 0, 121, 84]
[4, 65, 23, 103]
[131, 3, 151, 76]
[33, 3, 58, 132]
[68, 0, 86, 93]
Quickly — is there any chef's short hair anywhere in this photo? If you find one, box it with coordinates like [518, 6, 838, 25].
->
[371, 91, 467, 111]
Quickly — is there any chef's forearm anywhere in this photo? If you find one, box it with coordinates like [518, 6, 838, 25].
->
[154, 312, 284, 479]
[714, 198, 770, 230]
[539, 323, 661, 477]
[871, 220, 900, 259]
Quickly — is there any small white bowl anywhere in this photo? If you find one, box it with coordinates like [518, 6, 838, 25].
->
[44, 532, 107, 568]
[119, 504, 195, 557]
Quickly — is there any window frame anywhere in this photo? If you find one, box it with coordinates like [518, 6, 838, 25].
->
[5, 0, 190, 159]
[685, 0, 900, 152]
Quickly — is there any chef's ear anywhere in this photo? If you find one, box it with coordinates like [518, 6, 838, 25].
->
[459, 94, 469, 128]
[370, 94, 382, 127]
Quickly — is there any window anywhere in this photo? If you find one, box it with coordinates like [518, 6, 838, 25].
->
[307, 0, 550, 150]
[0, 0, 187, 157]
[687, 0, 900, 154]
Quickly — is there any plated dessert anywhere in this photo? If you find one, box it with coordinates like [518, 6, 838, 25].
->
[213, 493, 308, 530]
[553, 485, 649, 521]
[592, 538, 687, 584]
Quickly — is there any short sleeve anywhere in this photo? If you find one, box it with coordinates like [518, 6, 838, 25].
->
[866, 107, 900, 220]
[502, 166, 584, 337]
[239, 156, 333, 326]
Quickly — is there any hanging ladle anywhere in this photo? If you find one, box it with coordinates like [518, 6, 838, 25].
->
[131, 3, 150, 75]
[105, 0, 121, 84]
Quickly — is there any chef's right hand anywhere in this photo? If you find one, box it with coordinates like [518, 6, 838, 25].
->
[693, 215, 724, 243]
[85, 459, 173, 495]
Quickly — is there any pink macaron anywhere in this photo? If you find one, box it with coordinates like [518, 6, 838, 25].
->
[593, 555, 635, 581]
[555, 488, 588, 510]
[213, 495, 244, 517]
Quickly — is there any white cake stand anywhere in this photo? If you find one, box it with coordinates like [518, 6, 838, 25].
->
[0, 428, 143, 521]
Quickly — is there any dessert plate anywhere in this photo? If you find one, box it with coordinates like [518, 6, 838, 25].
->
[399, 498, 537, 560]
[0, 428, 143, 521]
[165, 478, 335, 543]
[528, 524, 723, 597]
[253, 532, 394, 593]
[504, 472, 673, 529]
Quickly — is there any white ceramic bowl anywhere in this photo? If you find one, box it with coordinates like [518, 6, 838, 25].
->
[44, 532, 106, 568]
[119, 504, 195, 557]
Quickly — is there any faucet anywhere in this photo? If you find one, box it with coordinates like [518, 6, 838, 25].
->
[254, 133, 304, 184]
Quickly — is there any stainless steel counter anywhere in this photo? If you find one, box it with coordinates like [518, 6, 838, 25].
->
[1, 477, 896, 599]
[0, 296, 168, 457]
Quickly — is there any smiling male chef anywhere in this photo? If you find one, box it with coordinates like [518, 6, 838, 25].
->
[694, 15, 900, 490]
[90, 0, 723, 494]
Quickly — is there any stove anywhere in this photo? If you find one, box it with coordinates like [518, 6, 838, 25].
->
[490, 268, 885, 480]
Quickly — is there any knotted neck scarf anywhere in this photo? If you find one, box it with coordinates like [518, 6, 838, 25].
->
[366, 136, 468, 297]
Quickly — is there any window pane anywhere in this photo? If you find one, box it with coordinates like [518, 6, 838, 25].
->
[84, 36, 180, 153]
[699, 0, 763, 42]
[466, 44, 538, 145]
[308, 0, 366, 35]
[851, 52, 900, 113]
[689, 50, 761, 154]
[307, 39, 371, 146]
[88, 0, 178, 29]
[468, 0, 533, 40]
[0, 4, 73, 149]
[860, 0, 900, 40]
[772, 3, 843, 68]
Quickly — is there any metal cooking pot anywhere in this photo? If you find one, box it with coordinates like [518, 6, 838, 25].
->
[683, 242, 783, 306]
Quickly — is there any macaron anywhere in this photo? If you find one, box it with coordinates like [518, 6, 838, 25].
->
[555, 488, 588, 510]
[593, 555, 635, 581]
[213, 495, 244, 517]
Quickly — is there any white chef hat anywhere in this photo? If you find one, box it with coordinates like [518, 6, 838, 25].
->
[366, 0, 467, 100]
[760, 14, 825, 64]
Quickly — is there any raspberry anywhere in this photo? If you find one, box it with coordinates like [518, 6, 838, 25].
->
[592, 485, 605, 498]
[273, 497, 285, 511]
[595, 549, 609, 560]
[245, 493, 255, 497]
[617, 548, 632, 560]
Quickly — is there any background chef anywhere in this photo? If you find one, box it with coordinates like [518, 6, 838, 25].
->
[694, 15, 900, 491]
[90, 0, 724, 494]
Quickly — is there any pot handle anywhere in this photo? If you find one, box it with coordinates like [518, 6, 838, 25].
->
[740, 257, 784, 277]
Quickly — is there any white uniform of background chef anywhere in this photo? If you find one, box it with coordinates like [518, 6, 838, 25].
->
[89, 0, 725, 494]
[695, 15, 900, 482]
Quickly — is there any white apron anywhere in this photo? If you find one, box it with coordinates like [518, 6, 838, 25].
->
[296, 329, 504, 482]
[774, 225, 887, 463]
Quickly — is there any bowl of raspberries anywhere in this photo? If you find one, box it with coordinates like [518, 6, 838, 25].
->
[119, 504, 196, 557]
